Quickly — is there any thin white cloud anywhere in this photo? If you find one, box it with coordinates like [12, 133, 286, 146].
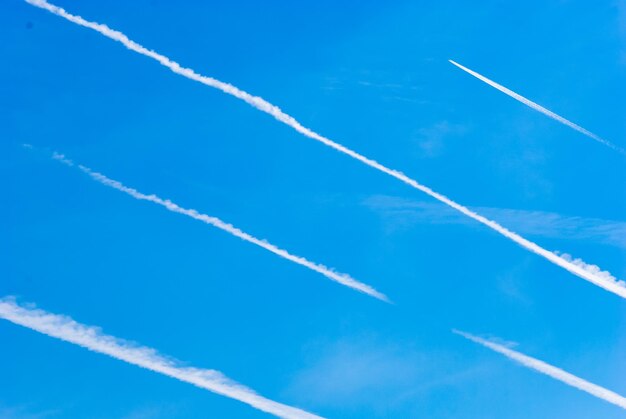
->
[286, 337, 486, 411]
[286, 338, 426, 408]
[0, 404, 59, 419]
[448, 60, 625, 155]
[454, 330, 626, 410]
[25, 0, 626, 300]
[556, 252, 624, 290]
[365, 195, 626, 296]
[416, 121, 467, 158]
[49, 152, 387, 302]
[0, 297, 323, 419]
[364, 195, 626, 249]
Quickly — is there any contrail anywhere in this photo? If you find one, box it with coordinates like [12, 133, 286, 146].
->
[454, 330, 626, 410]
[25, 0, 626, 299]
[49, 152, 387, 302]
[448, 60, 625, 154]
[0, 297, 324, 419]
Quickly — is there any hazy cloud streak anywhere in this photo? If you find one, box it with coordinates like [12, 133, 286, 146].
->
[449, 60, 624, 154]
[364, 195, 626, 249]
[454, 330, 626, 410]
[0, 297, 323, 419]
[26, 0, 625, 299]
[50, 152, 387, 301]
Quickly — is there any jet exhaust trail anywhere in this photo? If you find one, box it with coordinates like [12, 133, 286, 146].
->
[448, 59, 625, 154]
[454, 330, 626, 410]
[49, 152, 388, 302]
[0, 297, 324, 419]
[25, 0, 626, 299]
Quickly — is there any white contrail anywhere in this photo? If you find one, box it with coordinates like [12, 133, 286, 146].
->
[0, 297, 323, 419]
[454, 330, 626, 410]
[25, 0, 626, 299]
[448, 60, 625, 154]
[50, 152, 387, 302]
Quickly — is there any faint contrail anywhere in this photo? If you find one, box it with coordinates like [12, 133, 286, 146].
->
[49, 152, 387, 302]
[454, 330, 626, 410]
[448, 60, 625, 154]
[25, 0, 626, 299]
[0, 297, 324, 419]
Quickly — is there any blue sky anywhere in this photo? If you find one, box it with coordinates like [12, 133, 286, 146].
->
[2, 0, 626, 417]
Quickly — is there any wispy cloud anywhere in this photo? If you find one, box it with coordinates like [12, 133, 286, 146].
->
[0, 297, 323, 419]
[120, 405, 175, 419]
[365, 195, 626, 296]
[286, 338, 427, 408]
[25, 0, 625, 299]
[454, 330, 626, 410]
[286, 336, 487, 413]
[364, 195, 626, 249]
[0, 404, 59, 419]
[616, 0, 626, 64]
[414, 121, 467, 157]
[48, 151, 387, 301]
[556, 252, 622, 292]
[448, 59, 625, 155]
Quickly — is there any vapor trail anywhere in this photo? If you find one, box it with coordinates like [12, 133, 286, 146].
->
[448, 60, 624, 154]
[25, 0, 626, 299]
[50, 152, 387, 302]
[454, 330, 626, 410]
[0, 297, 323, 419]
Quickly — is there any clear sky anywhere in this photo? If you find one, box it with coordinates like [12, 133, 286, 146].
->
[2, 0, 626, 417]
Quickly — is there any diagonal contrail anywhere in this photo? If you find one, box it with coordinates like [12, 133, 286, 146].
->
[0, 297, 324, 419]
[49, 152, 387, 302]
[25, 0, 626, 300]
[454, 330, 626, 410]
[448, 59, 625, 155]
